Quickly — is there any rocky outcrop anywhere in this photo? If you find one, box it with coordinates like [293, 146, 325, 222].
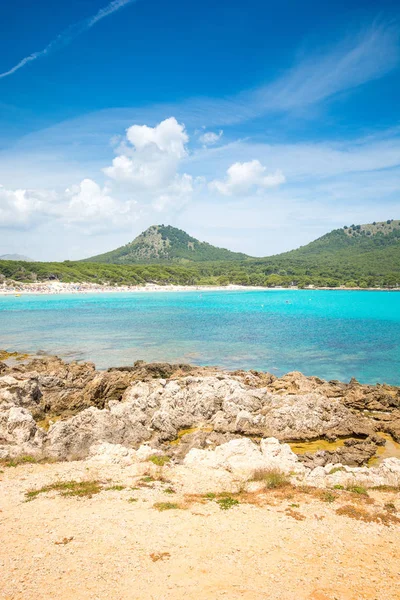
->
[182, 437, 400, 489]
[1, 353, 400, 468]
[184, 437, 305, 477]
[0, 407, 46, 459]
[298, 437, 381, 468]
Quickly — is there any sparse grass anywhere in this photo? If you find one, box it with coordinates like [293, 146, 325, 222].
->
[1, 455, 59, 468]
[329, 466, 345, 475]
[148, 455, 170, 467]
[346, 484, 368, 496]
[336, 504, 400, 526]
[203, 492, 216, 500]
[25, 480, 103, 501]
[217, 497, 239, 510]
[153, 502, 181, 511]
[321, 491, 337, 503]
[252, 468, 290, 489]
[128, 497, 138, 503]
[333, 484, 344, 490]
[372, 485, 400, 492]
[1, 455, 39, 468]
[141, 476, 155, 483]
[105, 485, 126, 491]
[384, 502, 397, 513]
[163, 487, 176, 494]
[289, 503, 300, 508]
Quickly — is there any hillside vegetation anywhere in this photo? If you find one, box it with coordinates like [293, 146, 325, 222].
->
[84, 225, 249, 263]
[1, 220, 399, 289]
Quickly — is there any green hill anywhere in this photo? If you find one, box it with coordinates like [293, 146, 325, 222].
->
[280, 219, 400, 259]
[83, 225, 249, 264]
[1, 220, 399, 288]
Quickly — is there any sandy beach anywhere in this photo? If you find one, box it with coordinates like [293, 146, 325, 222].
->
[0, 282, 274, 295]
[1, 459, 400, 600]
[0, 282, 399, 295]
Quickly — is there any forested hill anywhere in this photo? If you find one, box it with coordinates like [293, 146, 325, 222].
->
[83, 225, 249, 263]
[279, 220, 400, 259]
[1, 220, 399, 288]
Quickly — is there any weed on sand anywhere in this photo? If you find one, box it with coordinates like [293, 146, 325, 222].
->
[153, 502, 182, 511]
[252, 468, 290, 489]
[25, 480, 103, 501]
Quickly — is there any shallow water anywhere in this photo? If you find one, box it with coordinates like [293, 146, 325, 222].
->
[289, 438, 349, 455]
[0, 289, 399, 384]
[368, 433, 400, 466]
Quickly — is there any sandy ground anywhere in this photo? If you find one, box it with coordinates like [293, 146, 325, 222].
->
[1, 461, 400, 600]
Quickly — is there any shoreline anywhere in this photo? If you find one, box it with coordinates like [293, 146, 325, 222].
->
[0, 282, 399, 295]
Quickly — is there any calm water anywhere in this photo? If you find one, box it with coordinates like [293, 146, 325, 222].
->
[0, 290, 399, 385]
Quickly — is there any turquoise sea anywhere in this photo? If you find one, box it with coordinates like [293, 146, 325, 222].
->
[0, 290, 399, 385]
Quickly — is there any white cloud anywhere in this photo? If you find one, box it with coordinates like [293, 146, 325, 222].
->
[63, 179, 138, 232]
[209, 160, 285, 196]
[199, 130, 223, 146]
[0, 185, 58, 228]
[0, 118, 196, 233]
[104, 117, 194, 211]
[0, 179, 138, 233]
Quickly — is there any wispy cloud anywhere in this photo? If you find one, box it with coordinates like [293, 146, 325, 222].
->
[0, 0, 139, 80]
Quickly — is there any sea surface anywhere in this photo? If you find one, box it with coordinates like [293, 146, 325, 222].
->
[0, 290, 399, 385]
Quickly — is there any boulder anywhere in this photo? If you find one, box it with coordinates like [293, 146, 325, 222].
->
[0, 406, 46, 458]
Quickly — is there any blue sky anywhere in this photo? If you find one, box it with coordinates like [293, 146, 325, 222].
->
[0, 0, 399, 260]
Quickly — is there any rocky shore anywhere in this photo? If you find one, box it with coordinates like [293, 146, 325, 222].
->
[2, 351, 400, 599]
[1, 351, 400, 489]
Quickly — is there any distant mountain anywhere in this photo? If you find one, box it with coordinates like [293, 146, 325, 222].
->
[84, 225, 249, 263]
[0, 254, 33, 261]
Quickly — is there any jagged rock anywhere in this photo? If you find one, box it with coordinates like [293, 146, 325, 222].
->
[1, 354, 399, 469]
[305, 457, 400, 488]
[46, 402, 153, 460]
[298, 438, 379, 468]
[86, 442, 163, 465]
[0, 406, 46, 459]
[0, 375, 41, 411]
[183, 437, 305, 478]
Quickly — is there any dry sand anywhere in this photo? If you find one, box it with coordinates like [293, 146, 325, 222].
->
[1, 460, 400, 600]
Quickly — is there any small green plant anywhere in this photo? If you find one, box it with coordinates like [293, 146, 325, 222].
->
[384, 502, 397, 513]
[346, 484, 368, 496]
[153, 502, 181, 511]
[333, 484, 344, 490]
[203, 492, 216, 500]
[163, 487, 175, 494]
[322, 491, 336, 503]
[289, 503, 300, 508]
[128, 497, 138, 503]
[329, 466, 345, 475]
[217, 497, 239, 510]
[105, 485, 126, 491]
[148, 455, 170, 466]
[141, 476, 155, 483]
[252, 468, 289, 489]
